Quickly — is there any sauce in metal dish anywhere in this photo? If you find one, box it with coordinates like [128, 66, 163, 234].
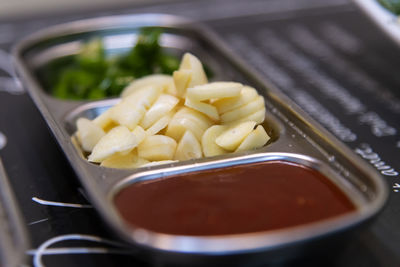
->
[114, 161, 356, 236]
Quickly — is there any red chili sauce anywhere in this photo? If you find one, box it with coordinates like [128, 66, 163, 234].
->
[114, 161, 356, 236]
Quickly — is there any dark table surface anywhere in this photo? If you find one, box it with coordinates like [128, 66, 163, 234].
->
[1, 0, 400, 266]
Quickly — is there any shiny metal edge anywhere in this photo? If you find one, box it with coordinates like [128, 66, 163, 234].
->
[351, 0, 400, 46]
[14, 13, 192, 52]
[0, 158, 30, 267]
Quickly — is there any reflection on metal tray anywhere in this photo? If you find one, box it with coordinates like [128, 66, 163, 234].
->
[12, 13, 388, 266]
[0, 158, 29, 267]
[352, 0, 400, 46]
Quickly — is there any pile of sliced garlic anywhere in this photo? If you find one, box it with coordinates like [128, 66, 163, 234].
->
[75, 53, 270, 169]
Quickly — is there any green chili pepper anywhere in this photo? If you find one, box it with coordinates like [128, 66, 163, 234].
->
[38, 28, 213, 100]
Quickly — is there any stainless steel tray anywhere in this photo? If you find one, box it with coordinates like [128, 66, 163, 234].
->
[12, 13, 388, 266]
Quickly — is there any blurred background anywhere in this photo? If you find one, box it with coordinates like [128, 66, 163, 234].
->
[0, 0, 176, 19]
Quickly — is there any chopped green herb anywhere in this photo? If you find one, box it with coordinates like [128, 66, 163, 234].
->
[379, 0, 400, 15]
[41, 29, 184, 100]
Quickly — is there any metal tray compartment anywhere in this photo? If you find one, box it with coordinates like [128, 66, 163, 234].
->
[13, 14, 388, 266]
